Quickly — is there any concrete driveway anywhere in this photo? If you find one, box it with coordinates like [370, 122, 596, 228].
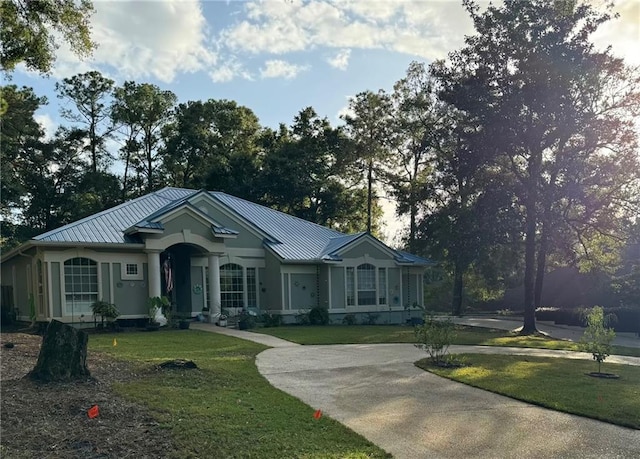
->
[257, 344, 640, 459]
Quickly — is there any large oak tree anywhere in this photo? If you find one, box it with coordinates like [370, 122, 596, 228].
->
[433, 0, 640, 333]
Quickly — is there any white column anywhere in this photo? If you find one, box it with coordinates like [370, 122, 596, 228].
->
[208, 253, 221, 323]
[147, 251, 166, 325]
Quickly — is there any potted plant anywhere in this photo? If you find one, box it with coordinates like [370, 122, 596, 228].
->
[178, 314, 191, 329]
[91, 300, 120, 330]
[147, 296, 169, 331]
[218, 313, 228, 327]
[238, 309, 256, 330]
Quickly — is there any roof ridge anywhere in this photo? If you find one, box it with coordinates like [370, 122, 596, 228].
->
[34, 187, 185, 241]
[210, 191, 345, 238]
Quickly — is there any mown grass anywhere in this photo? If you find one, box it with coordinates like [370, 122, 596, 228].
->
[89, 330, 390, 459]
[416, 354, 640, 429]
[253, 325, 640, 356]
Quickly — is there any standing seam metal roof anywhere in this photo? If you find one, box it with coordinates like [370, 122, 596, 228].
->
[33, 187, 431, 264]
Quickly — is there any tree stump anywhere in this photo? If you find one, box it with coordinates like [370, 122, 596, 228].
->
[29, 320, 91, 382]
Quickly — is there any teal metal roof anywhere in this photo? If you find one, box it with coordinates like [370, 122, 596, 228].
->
[33, 187, 431, 264]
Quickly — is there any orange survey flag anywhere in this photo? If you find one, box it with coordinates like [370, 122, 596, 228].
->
[313, 409, 322, 419]
[87, 405, 99, 419]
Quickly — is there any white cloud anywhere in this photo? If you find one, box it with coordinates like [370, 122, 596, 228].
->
[34, 114, 58, 140]
[49, 0, 216, 82]
[209, 58, 252, 83]
[592, 0, 640, 65]
[327, 49, 351, 70]
[220, 0, 474, 62]
[335, 95, 355, 123]
[260, 60, 308, 79]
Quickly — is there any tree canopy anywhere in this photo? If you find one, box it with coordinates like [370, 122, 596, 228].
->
[1, 0, 95, 74]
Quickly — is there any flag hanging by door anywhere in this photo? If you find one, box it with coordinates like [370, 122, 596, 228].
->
[163, 258, 173, 293]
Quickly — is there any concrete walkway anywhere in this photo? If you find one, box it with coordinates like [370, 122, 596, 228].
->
[256, 344, 640, 459]
[193, 323, 640, 458]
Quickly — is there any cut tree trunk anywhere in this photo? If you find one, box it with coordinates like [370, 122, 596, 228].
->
[29, 320, 91, 382]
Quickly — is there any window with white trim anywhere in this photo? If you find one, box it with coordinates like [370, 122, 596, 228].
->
[220, 263, 244, 308]
[357, 264, 376, 305]
[378, 268, 387, 305]
[121, 262, 142, 280]
[346, 267, 355, 306]
[64, 257, 98, 316]
[247, 267, 257, 307]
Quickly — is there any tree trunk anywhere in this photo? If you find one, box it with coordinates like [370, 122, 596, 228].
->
[29, 320, 91, 382]
[409, 200, 417, 253]
[534, 220, 549, 309]
[366, 159, 373, 232]
[452, 260, 464, 316]
[522, 199, 538, 334]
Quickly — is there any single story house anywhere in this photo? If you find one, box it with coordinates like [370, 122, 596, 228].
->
[1, 187, 433, 325]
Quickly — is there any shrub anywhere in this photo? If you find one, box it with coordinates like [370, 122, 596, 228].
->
[535, 307, 559, 322]
[308, 306, 330, 325]
[580, 306, 616, 374]
[261, 312, 282, 328]
[295, 310, 310, 325]
[363, 313, 379, 325]
[414, 315, 456, 364]
[91, 300, 120, 328]
[342, 313, 357, 326]
[238, 310, 256, 330]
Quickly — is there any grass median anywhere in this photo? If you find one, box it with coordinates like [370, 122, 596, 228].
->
[89, 330, 390, 459]
[253, 325, 640, 357]
[416, 354, 640, 429]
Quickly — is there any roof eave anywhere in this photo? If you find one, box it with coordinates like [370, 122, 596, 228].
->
[1, 240, 146, 262]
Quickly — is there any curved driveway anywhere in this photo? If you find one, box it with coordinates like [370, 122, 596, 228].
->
[256, 344, 640, 459]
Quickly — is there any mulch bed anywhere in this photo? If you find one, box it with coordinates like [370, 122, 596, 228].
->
[1, 331, 176, 458]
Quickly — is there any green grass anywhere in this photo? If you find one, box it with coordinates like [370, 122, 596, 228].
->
[89, 330, 390, 459]
[253, 325, 640, 356]
[416, 354, 640, 429]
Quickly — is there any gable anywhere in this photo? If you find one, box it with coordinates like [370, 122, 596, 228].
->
[340, 238, 396, 261]
[189, 194, 267, 250]
[161, 211, 216, 240]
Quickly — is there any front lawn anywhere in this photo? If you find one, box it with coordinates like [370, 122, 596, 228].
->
[416, 354, 640, 429]
[253, 325, 640, 356]
[90, 330, 389, 458]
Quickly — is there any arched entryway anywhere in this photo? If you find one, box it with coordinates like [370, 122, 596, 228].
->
[160, 243, 208, 317]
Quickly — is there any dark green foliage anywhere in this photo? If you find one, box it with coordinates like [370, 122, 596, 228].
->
[260, 107, 375, 233]
[260, 312, 283, 328]
[363, 313, 379, 325]
[342, 313, 356, 326]
[111, 81, 177, 194]
[580, 306, 616, 374]
[295, 310, 310, 326]
[90, 300, 119, 328]
[414, 315, 456, 364]
[238, 310, 256, 330]
[537, 307, 639, 334]
[161, 99, 263, 201]
[308, 306, 329, 326]
[1, 0, 95, 74]
[55, 71, 115, 173]
[433, 0, 640, 332]
[0, 85, 46, 222]
[29, 320, 90, 382]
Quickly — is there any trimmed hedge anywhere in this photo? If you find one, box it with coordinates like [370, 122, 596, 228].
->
[536, 307, 640, 333]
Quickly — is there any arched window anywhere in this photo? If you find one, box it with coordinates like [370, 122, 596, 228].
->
[220, 263, 243, 308]
[357, 264, 376, 306]
[64, 257, 98, 316]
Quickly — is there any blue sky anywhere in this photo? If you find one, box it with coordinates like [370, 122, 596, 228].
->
[6, 0, 639, 243]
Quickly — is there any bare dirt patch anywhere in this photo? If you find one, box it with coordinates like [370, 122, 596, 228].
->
[1, 332, 176, 458]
